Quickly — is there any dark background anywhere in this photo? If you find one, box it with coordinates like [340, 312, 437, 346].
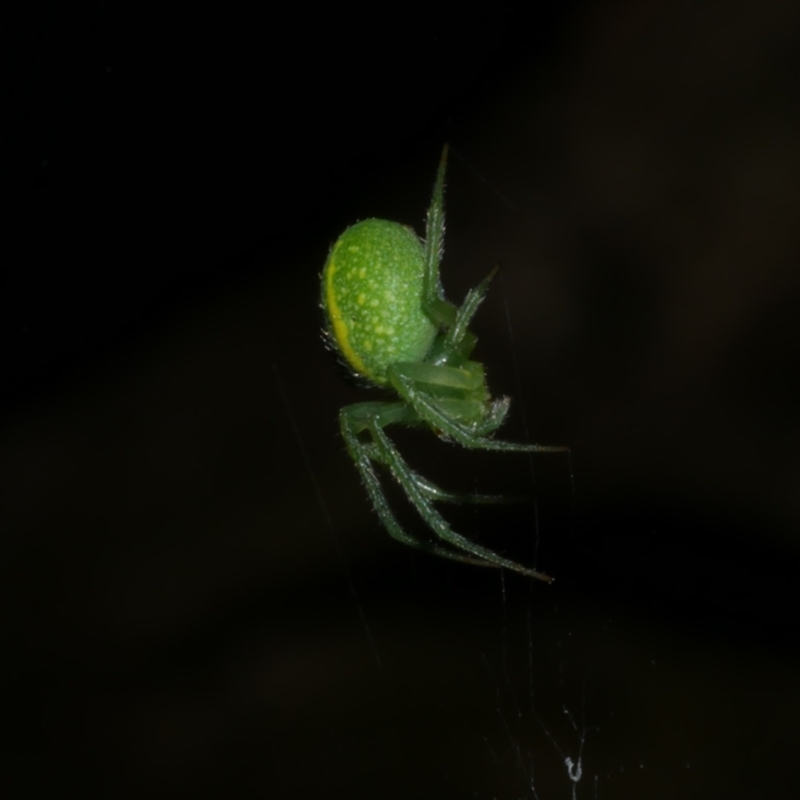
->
[4, 1, 800, 798]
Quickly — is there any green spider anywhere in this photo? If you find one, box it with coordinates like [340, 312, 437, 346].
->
[321, 146, 568, 581]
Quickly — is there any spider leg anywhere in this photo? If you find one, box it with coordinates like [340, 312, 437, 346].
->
[340, 403, 443, 555]
[420, 145, 477, 335]
[412, 473, 529, 505]
[418, 145, 495, 359]
[340, 402, 551, 580]
[443, 265, 498, 354]
[342, 402, 529, 505]
[366, 418, 552, 581]
[388, 365, 570, 455]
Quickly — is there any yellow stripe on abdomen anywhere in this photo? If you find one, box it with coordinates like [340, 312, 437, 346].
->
[324, 246, 369, 378]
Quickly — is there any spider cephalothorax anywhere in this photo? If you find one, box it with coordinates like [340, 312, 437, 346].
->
[322, 146, 568, 581]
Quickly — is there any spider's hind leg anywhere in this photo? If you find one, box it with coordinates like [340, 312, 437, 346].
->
[442, 265, 499, 355]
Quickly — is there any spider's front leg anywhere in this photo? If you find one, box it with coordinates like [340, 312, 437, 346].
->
[386, 362, 568, 455]
[339, 401, 553, 581]
[339, 401, 424, 554]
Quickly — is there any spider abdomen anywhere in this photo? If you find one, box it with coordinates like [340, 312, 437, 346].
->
[322, 219, 437, 386]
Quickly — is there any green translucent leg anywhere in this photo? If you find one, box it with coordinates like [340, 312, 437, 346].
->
[410, 474, 527, 505]
[418, 145, 492, 364]
[340, 402, 436, 555]
[387, 363, 570, 455]
[443, 265, 498, 354]
[339, 401, 552, 581]
[345, 402, 522, 504]
[387, 361, 484, 390]
[366, 417, 552, 581]
[421, 145, 450, 324]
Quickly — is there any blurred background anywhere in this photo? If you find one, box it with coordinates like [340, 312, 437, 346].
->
[3, 1, 800, 797]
